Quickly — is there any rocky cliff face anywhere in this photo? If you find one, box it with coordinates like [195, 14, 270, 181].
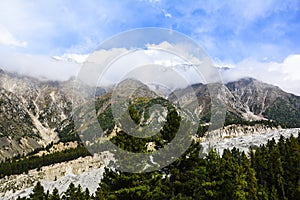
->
[0, 70, 74, 159]
[0, 151, 114, 199]
[200, 127, 300, 156]
[202, 124, 279, 140]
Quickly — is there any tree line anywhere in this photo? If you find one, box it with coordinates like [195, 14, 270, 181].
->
[0, 145, 90, 178]
[17, 132, 300, 200]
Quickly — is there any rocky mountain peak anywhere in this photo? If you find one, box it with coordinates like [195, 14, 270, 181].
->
[111, 78, 159, 100]
[226, 77, 279, 92]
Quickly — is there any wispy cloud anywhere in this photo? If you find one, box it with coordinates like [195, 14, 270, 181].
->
[0, 25, 27, 47]
[52, 54, 89, 64]
[0, 49, 80, 81]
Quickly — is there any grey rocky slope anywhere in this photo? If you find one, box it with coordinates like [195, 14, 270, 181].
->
[0, 71, 158, 160]
[169, 78, 300, 126]
[226, 78, 300, 124]
[0, 69, 77, 160]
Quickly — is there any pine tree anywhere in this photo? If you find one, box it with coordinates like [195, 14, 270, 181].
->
[269, 186, 279, 200]
[30, 181, 46, 200]
[295, 180, 300, 200]
[50, 188, 60, 200]
[63, 183, 76, 200]
[84, 188, 90, 200]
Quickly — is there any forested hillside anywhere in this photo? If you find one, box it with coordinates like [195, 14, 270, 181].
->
[17, 133, 300, 200]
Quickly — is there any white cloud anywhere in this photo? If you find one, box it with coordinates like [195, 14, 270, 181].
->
[162, 9, 172, 18]
[76, 41, 299, 97]
[0, 49, 80, 81]
[148, 0, 161, 3]
[76, 41, 222, 92]
[221, 54, 300, 95]
[0, 25, 27, 47]
[52, 54, 89, 63]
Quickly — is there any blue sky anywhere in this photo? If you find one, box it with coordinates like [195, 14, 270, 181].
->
[1, 0, 300, 61]
[0, 0, 300, 94]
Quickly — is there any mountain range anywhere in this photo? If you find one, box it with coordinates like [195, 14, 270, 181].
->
[0, 68, 299, 160]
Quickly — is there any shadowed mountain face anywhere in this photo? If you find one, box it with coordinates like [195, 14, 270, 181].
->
[0, 69, 299, 160]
